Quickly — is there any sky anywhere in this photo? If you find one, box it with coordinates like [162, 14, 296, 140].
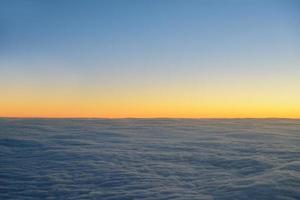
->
[0, 0, 300, 118]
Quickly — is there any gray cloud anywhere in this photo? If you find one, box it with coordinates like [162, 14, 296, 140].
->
[0, 118, 299, 199]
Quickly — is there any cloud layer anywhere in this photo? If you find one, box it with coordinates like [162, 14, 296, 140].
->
[0, 118, 299, 199]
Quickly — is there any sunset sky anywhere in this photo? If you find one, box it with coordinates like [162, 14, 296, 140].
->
[0, 0, 299, 118]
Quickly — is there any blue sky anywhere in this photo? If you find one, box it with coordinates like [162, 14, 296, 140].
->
[1, 0, 299, 66]
[0, 0, 300, 117]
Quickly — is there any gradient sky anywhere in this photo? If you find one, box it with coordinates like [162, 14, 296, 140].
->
[0, 0, 300, 118]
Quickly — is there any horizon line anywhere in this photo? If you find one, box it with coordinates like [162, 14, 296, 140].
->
[0, 117, 299, 120]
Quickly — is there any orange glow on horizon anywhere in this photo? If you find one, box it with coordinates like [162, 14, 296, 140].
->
[1, 76, 300, 119]
[1, 95, 299, 119]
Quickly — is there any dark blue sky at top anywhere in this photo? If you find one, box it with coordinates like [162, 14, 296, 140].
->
[0, 0, 299, 89]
